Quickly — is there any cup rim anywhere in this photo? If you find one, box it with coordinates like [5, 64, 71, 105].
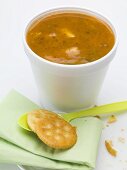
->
[23, 7, 118, 68]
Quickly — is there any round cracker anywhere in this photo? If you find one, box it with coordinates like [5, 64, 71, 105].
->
[34, 111, 77, 149]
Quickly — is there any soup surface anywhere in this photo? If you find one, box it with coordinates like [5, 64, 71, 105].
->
[26, 12, 115, 65]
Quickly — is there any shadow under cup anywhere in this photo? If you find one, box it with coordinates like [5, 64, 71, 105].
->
[23, 8, 118, 113]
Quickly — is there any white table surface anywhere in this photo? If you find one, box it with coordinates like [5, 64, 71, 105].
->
[0, 0, 127, 170]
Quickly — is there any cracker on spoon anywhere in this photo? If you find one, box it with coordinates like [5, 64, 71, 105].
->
[27, 109, 77, 149]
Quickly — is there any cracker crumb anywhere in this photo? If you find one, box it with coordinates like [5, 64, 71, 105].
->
[118, 137, 125, 143]
[121, 128, 125, 132]
[107, 115, 117, 124]
[94, 115, 101, 119]
[105, 140, 117, 157]
[108, 140, 113, 146]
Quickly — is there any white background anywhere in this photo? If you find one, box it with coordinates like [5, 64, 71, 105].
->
[0, 0, 127, 170]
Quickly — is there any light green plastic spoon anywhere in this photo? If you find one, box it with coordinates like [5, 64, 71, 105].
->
[18, 101, 127, 131]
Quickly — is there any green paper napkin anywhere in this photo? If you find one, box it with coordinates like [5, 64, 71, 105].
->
[0, 90, 102, 169]
[0, 138, 91, 170]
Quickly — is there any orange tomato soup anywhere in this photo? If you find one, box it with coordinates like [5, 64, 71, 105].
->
[26, 12, 115, 65]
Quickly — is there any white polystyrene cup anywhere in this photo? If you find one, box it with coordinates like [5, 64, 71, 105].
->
[23, 7, 118, 112]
